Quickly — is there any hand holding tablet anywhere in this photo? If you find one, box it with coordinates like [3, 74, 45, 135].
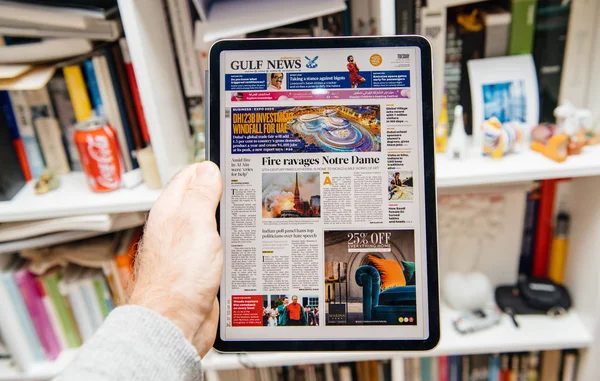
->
[209, 36, 440, 352]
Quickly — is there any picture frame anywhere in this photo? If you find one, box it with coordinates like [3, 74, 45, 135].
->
[468, 55, 539, 148]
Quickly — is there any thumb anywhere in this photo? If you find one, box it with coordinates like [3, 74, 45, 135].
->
[185, 161, 223, 215]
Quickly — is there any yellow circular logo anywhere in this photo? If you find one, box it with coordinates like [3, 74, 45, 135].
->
[398, 317, 404, 323]
[370, 54, 383, 66]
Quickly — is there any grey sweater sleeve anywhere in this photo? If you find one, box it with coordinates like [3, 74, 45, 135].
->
[53, 305, 203, 381]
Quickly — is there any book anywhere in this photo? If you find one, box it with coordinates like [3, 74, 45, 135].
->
[395, 0, 414, 35]
[92, 53, 133, 171]
[8, 90, 46, 178]
[47, 73, 81, 170]
[118, 38, 150, 144]
[13, 0, 119, 19]
[37, 276, 68, 350]
[0, 255, 45, 371]
[481, 6, 511, 58]
[448, 356, 461, 381]
[560, 350, 578, 381]
[83, 58, 104, 116]
[0, 38, 93, 64]
[60, 265, 95, 342]
[438, 356, 448, 381]
[444, 18, 462, 128]
[25, 87, 71, 175]
[63, 64, 93, 122]
[539, 350, 560, 381]
[165, 0, 204, 136]
[489, 354, 501, 381]
[0, 90, 31, 180]
[0, 1, 121, 41]
[110, 43, 144, 151]
[421, 6, 447, 123]
[79, 269, 104, 330]
[14, 264, 62, 360]
[532, 179, 558, 277]
[533, 1, 570, 123]
[0, 104, 26, 200]
[42, 271, 82, 348]
[421, 357, 432, 381]
[505, 0, 538, 55]
[92, 271, 110, 317]
[519, 183, 541, 276]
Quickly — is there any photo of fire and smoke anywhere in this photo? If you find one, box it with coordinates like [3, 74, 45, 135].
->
[262, 172, 321, 218]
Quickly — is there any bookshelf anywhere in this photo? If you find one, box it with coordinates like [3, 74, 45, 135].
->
[1, 0, 600, 380]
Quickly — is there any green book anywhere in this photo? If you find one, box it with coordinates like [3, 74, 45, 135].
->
[43, 273, 82, 348]
[508, 0, 538, 55]
[421, 357, 432, 381]
[92, 277, 109, 318]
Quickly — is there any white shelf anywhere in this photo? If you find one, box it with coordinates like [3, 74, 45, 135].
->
[436, 144, 600, 188]
[0, 350, 77, 381]
[201, 0, 347, 42]
[0, 309, 590, 379]
[201, 308, 592, 370]
[0, 173, 161, 223]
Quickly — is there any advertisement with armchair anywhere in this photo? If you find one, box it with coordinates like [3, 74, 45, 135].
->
[324, 229, 416, 326]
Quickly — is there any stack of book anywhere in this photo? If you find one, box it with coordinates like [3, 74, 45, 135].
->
[0, 227, 140, 372]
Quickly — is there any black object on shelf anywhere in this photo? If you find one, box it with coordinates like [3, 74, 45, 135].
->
[495, 277, 571, 316]
[0, 111, 26, 202]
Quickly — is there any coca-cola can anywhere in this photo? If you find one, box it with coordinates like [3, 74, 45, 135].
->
[74, 117, 122, 192]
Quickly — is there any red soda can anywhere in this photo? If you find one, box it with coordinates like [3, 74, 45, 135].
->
[74, 117, 122, 192]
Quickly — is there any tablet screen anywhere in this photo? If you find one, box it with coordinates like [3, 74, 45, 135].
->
[218, 45, 431, 342]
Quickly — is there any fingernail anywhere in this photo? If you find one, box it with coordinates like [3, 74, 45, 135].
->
[194, 162, 218, 184]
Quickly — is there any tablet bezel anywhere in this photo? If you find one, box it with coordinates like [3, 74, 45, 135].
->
[209, 36, 440, 352]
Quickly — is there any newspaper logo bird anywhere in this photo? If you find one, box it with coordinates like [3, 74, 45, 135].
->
[305, 56, 319, 69]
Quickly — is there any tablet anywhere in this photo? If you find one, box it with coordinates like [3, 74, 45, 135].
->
[209, 36, 439, 352]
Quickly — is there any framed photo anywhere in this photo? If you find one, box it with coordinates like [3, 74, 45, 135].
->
[468, 55, 539, 147]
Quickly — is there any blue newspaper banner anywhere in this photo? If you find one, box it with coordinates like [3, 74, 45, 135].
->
[371, 71, 411, 88]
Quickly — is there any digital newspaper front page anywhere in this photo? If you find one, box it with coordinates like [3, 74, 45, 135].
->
[219, 46, 430, 341]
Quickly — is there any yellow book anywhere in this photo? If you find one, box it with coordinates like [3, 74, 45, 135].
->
[63, 65, 92, 122]
[548, 211, 570, 284]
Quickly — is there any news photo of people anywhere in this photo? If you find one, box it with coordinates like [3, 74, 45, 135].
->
[263, 295, 320, 327]
[388, 171, 414, 201]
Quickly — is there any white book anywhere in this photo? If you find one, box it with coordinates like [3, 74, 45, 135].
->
[59, 267, 94, 342]
[0, 38, 93, 64]
[79, 269, 104, 330]
[0, 1, 114, 29]
[0, 214, 114, 243]
[8, 90, 45, 178]
[41, 290, 68, 351]
[92, 55, 133, 171]
[25, 88, 70, 175]
[166, 0, 203, 97]
[0, 256, 42, 372]
[0, 23, 120, 41]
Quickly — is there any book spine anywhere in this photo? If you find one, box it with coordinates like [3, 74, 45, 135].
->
[0, 275, 41, 371]
[560, 350, 578, 381]
[395, 0, 414, 35]
[44, 274, 82, 348]
[119, 38, 151, 144]
[0, 90, 31, 181]
[80, 278, 104, 330]
[38, 278, 68, 351]
[14, 269, 62, 360]
[508, 0, 538, 55]
[83, 59, 104, 117]
[438, 356, 448, 381]
[62, 281, 95, 342]
[104, 48, 138, 169]
[421, 6, 447, 123]
[47, 75, 81, 170]
[92, 54, 133, 171]
[421, 357, 432, 381]
[414, 0, 422, 35]
[63, 65, 93, 123]
[533, 179, 558, 277]
[92, 277, 110, 318]
[111, 43, 144, 150]
[445, 20, 462, 128]
[489, 354, 501, 381]
[519, 184, 541, 276]
[26, 88, 70, 175]
[8, 90, 46, 178]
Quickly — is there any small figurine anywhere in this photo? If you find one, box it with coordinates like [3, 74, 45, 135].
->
[34, 171, 60, 195]
[435, 93, 449, 153]
[530, 102, 595, 162]
[447, 105, 468, 160]
[481, 117, 522, 159]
